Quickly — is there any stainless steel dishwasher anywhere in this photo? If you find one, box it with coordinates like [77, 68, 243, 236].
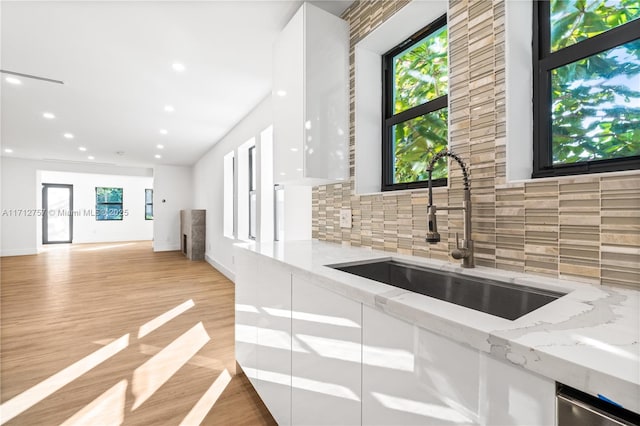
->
[557, 384, 640, 425]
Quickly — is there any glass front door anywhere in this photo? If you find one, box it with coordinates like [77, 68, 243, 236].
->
[42, 184, 73, 244]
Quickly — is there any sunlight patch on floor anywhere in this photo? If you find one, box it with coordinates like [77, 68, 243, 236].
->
[131, 322, 210, 410]
[138, 299, 195, 338]
[179, 369, 232, 426]
[0, 334, 130, 425]
[60, 380, 128, 426]
[138, 344, 225, 371]
[76, 243, 136, 252]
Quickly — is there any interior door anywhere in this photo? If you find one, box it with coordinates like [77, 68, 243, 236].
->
[42, 184, 73, 244]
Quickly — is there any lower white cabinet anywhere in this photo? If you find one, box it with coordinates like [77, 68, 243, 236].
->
[235, 250, 292, 425]
[236, 249, 556, 426]
[235, 250, 259, 381]
[362, 305, 555, 425]
[291, 275, 362, 425]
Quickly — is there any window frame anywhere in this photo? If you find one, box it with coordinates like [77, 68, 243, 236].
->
[145, 188, 153, 220]
[95, 187, 123, 221]
[274, 184, 284, 242]
[532, 1, 640, 178]
[248, 145, 257, 240]
[381, 14, 448, 192]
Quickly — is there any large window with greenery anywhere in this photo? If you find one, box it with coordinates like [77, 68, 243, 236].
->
[382, 15, 448, 191]
[96, 187, 123, 221]
[533, 0, 640, 177]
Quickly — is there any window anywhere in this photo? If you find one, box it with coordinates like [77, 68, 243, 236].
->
[382, 15, 449, 191]
[259, 126, 275, 242]
[96, 187, 123, 221]
[145, 189, 153, 220]
[237, 138, 254, 242]
[274, 185, 284, 241]
[223, 151, 235, 239]
[248, 145, 257, 240]
[533, 1, 640, 177]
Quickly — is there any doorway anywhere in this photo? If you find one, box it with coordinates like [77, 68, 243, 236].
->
[42, 184, 73, 244]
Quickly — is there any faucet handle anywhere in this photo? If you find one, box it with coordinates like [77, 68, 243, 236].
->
[451, 233, 467, 260]
[451, 232, 473, 262]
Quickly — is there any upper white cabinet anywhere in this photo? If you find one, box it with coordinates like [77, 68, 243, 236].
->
[273, 2, 349, 185]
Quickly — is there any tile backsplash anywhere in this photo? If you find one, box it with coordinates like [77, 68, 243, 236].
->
[312, 0, 640, 289]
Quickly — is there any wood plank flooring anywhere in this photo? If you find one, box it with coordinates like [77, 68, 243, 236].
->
[0, 241, 276, 425]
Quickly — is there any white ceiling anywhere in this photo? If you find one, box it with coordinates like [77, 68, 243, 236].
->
[0, 0, 353, 168]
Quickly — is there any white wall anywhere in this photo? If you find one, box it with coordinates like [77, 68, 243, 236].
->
[1, 157, 152, 256]
[1, 158, 40, 256]
[153, 164, 193, 252]
[193, 95, 273, 280]
[39, 170, 153, 244]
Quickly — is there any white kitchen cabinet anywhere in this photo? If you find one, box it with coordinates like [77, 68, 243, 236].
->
[273, 2, 349, 185]
[362, 305, 555, 425]
[236, 246, 556, 426]
[255, 258, 292, 425]
[362, 305, 479, 425]
[235, 249, 259, 382]
[291, 275, 362, 425]
[482, 354, 556, 425]
[235, 250, 292, 425]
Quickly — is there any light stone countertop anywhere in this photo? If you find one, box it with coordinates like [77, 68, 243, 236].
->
[235, 239, 640, 414]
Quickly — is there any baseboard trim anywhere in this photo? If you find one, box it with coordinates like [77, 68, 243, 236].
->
[205, 254, 235, 282]
[153, 243, 180, 252]
[0, 248, 38, 257]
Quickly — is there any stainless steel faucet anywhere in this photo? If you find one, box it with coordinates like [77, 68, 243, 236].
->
[426, 149, 474, 268]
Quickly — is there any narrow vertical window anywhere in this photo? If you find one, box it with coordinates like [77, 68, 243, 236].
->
[145, 189, 153, 220]
[248, 145, 257, 240]
[259, 126, 275, 242]
[274, 185, 285, 241]
[382, 15, 449, 191]
[223, 151, 235, 239]
[533, 1, 640, 177]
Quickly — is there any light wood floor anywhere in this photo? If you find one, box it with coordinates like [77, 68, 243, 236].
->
[0, 241, 276, 425]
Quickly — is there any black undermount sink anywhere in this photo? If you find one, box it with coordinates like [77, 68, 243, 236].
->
[330, 260, 566, 320]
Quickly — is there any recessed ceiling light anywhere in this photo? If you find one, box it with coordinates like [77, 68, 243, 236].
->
[4, 148, 14, 153]
[63, 133, 74, 139]
[164, 105, 175, 113]
[43, 112, 55, 119]
[78, 146, 87, 152]
[88, 155, 95, 160]
[172, 63, 186, 72]
[155, 154, 162, 159]
[276, 90, 287, 97]
[157, 144, 164, 149]
[5, 77, 22, 85]
[159, 129, 168, 135]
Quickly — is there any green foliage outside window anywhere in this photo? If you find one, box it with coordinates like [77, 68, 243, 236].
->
[550, 0, 639, 51]
[96, 187, 123, 221]
[392, 25, 449, 184]
[549, 0, 640, 165]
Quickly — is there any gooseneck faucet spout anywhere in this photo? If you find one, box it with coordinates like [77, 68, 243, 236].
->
[426, 149, 474, 268]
